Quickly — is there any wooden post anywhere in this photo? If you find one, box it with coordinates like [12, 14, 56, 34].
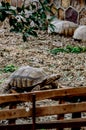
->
[56, 99, 64, 130]
[9, 103, 17, 124]
[71, 98, 81, 130]
[71, 112, 81, 130]
[32, 94, 36, 130]
[9, 90, 17, 124]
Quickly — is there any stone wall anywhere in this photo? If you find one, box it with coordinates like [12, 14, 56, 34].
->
[0, 0, 37, 7]
[0, 0, 22, 7]
[0, 0, 86, 25]
[51, 0, 86, 25]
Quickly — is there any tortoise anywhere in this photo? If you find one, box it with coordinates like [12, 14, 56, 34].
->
[2, 66, 60, 93]
[48, 19, 78, 36]
[73, 25, 86, 41]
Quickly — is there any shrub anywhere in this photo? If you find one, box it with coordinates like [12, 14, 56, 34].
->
[0, 0, 53, 41]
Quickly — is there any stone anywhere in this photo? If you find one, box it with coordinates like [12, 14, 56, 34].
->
[79, 8, 86, 25]
[65, 7, 78, 23]
[58, 8, 64, 20]
[61, 0, 70, 8]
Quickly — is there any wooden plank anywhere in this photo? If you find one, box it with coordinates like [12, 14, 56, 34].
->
[0, 108, 32, 120]
[0, 87, 86, 104]
[36, 118, 86, 128]
[1, 118, 86, 129]
[35, 86, 86, 101]
[36, 101, 86, 116]
[0, 124, 32, 130]
[0, 102, 86, 120]
[0, 93, 32, 104]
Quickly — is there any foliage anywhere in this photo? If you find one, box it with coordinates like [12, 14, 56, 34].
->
[3, 64, 17, 73]
[0, 0, 53, 41]
[50, 45, 86, 55]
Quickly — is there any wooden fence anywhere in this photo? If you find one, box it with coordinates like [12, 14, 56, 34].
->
[0, 86, 86, 129]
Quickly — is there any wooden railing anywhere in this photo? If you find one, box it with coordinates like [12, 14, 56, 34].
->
[0, 87, 86, 129]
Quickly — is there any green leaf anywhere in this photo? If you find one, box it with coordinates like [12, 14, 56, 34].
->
[28, 30, 38, 37]
[17, 7, 22, 13]
[82, 47, 86, 52]
[50, 48, 64, 55]
[71, 47, 81, 53]
[1, 1, 5, 7]
[3, 64, 17, 73]
[41, 12, 46, 19]
[66, 45, 74, 51]
[50, 45, 86, 55]
[0, 11, 7, 21]
[0, 0, 52, 41]
[5, 2, 10, 9]
[31, 4, 36, 10]
[48, 23, 55, 32]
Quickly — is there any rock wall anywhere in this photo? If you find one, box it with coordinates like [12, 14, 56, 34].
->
[0, 0, 38, 7]
[0, 0, 22, 7]
[0, 0, 86, 25]
[51, 0, 86, 25]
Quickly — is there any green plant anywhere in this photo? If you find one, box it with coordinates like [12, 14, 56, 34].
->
[3, 64, 17, 73]
[0, 0, 53, 41]
[50, 45, 86, 55]
[66, 45, 83, 53]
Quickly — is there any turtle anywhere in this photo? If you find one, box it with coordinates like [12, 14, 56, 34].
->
[73, 25, 86, 41]
[2, 66, 60, 93]
[48, 19, 78, 36]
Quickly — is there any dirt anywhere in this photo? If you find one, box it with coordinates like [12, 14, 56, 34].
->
[0, 23, 86, 129]
[0, 23, 86, 89]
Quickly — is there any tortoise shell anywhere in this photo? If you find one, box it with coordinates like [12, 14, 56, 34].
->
[73, 25, 86, 41]
[3, 66, 60, 93]
[48, 19, 78, 36]
[9, 66, 47, 88]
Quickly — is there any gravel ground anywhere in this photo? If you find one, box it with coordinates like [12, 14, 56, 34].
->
[0, 24, 86, 129]
[0, 26, 86, 88]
